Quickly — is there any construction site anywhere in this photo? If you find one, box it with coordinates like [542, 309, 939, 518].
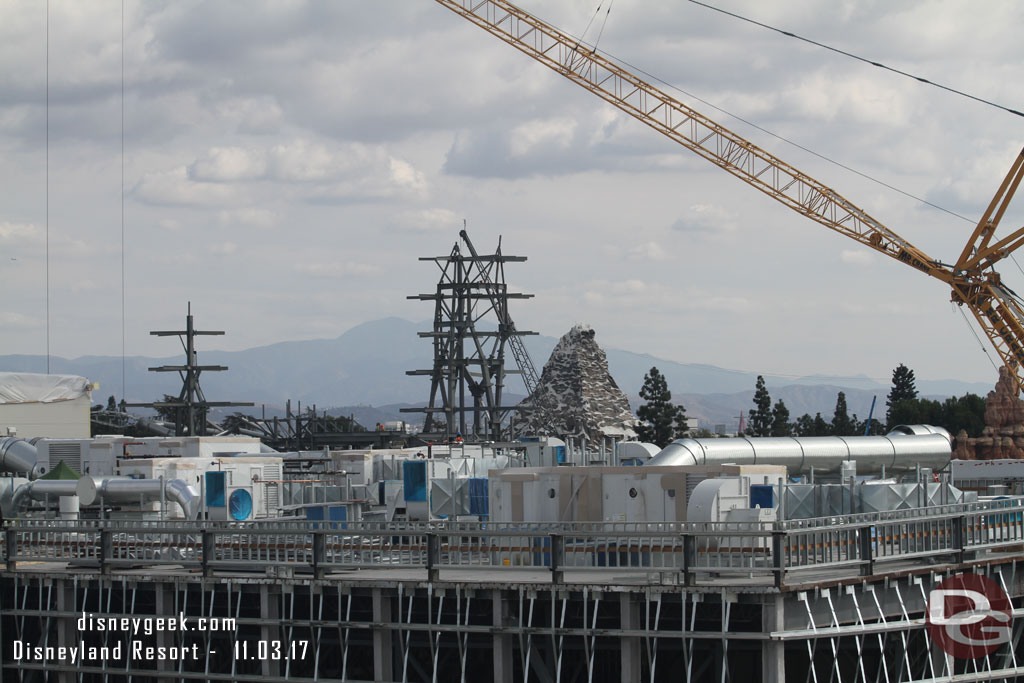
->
[3, 1, 1024, 682]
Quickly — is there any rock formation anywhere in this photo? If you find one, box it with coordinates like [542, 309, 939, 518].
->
[513, 324, 638, 448]
[952, 366, 1024, 460]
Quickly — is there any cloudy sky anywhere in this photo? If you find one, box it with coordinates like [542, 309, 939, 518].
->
[1, 0, 1022, 389]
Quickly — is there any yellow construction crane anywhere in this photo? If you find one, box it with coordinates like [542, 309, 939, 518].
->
[432, 0, 1024, 393]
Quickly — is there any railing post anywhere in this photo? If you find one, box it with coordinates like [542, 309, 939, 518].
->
[549, 533, 563, 584]
[99, 529, 112, 574]
[5, 527, 16, 572]
[312, 531, 325, 579]
[426, 533, 439, 582]
[202, 529, 214, 578]
[858, 526, 874, 577]
[952, 516, 965, 565]
[682, 533, 694, 587]
[772, 529, 785, 588]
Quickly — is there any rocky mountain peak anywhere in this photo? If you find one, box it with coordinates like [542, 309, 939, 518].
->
[514, 324, 638, 447]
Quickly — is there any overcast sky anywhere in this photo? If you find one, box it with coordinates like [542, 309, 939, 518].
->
[1, 0, 1023, 389]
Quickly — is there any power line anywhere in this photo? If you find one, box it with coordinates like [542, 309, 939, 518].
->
[121, 0, 126, 403]
[688, 0, 1024, 120]
[45, 0, 50, 374]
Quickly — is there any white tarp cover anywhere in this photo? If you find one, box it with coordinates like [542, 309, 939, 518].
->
[0, 372, 92, 404]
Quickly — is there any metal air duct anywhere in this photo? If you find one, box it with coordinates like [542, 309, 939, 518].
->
[76, 476, 200, 520]
[11, 479, 79, 511]
[0, 437, 45, 479]
[646, 425, 952, 474]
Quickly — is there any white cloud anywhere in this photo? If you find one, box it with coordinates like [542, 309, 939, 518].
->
[294, 262, 381, 278]
[626, 241, 670, 262]
[189, 147, 267, 182]
[840, 249, 875, 265]
[133, 166, 241, 207]
[0, 311, 41, 329]
[0, 221, 40, 243]
[210, 242, 239, 255]
[390, 208, 461, 232]
[509, 118, 576, 157]
[671, 204, 738, 238]
[218, 208, 279, 228]
[267, 140, 342, 182]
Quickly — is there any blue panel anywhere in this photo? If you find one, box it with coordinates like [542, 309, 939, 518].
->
[205, 472, 226, 507]
[328, 506, 347, 521]
[229, 489, 253, 520]
[554, 446, 566, 464]
[305, 506, 325, 521]
[750, 484, 775, 509]
[403, 461, 427, 502]
[468, 478, 489, 516]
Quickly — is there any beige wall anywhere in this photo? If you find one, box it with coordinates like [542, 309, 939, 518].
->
[0, 395, 92, 439]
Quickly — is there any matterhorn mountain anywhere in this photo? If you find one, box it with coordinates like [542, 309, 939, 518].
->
[514, 324, 639, 447]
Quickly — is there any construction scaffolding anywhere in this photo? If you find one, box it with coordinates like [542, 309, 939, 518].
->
[404, 231, 537, 442]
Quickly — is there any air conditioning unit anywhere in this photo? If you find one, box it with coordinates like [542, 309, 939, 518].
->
[205, 471, 258, 521]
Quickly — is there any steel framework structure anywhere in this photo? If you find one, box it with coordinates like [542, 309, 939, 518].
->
[404, 232, 537, 441]
[126, 303, 252, 437]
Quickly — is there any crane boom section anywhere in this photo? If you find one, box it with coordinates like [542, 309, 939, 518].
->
[435, 0, 1024, 392]
[433, 0, 947, 282]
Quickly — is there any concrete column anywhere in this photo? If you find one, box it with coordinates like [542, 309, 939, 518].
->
[155, 583, 171, 673]
[372, 588, 394, 682]
[260, 584, 281, 677]
[619, 593, 641, 682]
[492, 591, 514, 683]
[761, 594, 785, 683]
[56, 580, 76, 683]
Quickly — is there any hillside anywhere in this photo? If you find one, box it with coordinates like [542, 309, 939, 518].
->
[1, 317, 993, 429]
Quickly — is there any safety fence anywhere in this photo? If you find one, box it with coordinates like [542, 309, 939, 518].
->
[3, 497, 1024, 587]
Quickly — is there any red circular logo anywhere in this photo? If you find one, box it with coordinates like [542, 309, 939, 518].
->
[926, 573, 1012, 659]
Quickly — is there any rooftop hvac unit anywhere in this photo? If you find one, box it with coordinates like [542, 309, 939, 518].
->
[205, 471, 256, 521]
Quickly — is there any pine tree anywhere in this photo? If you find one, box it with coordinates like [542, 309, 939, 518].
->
[886, 364, 918, 427]
[771, 399, 792, 436]
[637, 367, 687, 447]
[747, 375, 773, 437]
[794, 413, 814, 436]
[831, 391, 855, 435]
[811, 412, 830, 436]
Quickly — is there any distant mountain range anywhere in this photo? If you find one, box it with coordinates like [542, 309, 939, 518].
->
[0, 317, 995, 429]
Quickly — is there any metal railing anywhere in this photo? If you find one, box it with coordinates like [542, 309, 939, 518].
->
[3, 498, 1024, 587]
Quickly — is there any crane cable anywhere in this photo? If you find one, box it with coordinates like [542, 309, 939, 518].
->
[687, 0, 1024, 120]
[956, 304, 1000, 374]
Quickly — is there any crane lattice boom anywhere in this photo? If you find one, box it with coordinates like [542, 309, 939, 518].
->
[433, 0, 1024, 393]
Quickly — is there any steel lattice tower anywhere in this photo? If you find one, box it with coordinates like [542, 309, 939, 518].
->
[404, 231, 537, 441]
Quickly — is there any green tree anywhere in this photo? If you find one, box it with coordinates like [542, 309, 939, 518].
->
[831, 391, 856, 435]
[886, 364, 918, 427]
[747, 375, 773, 437]
[794, 413, 814, 436]
[887, 393, 986, 437]
[771, 399, 792, 436]
[811, 412, 830, 436]
[636, 367, 687, 447]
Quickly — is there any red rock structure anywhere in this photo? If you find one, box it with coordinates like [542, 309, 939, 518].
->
[953, 366, 1024, 460]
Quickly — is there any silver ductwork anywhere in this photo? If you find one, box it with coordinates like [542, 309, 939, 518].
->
[76, 476, 200, 520]
[11, 479, 79, 511]
[0, 437, 45, 479]
[646, 425, 953, 474]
